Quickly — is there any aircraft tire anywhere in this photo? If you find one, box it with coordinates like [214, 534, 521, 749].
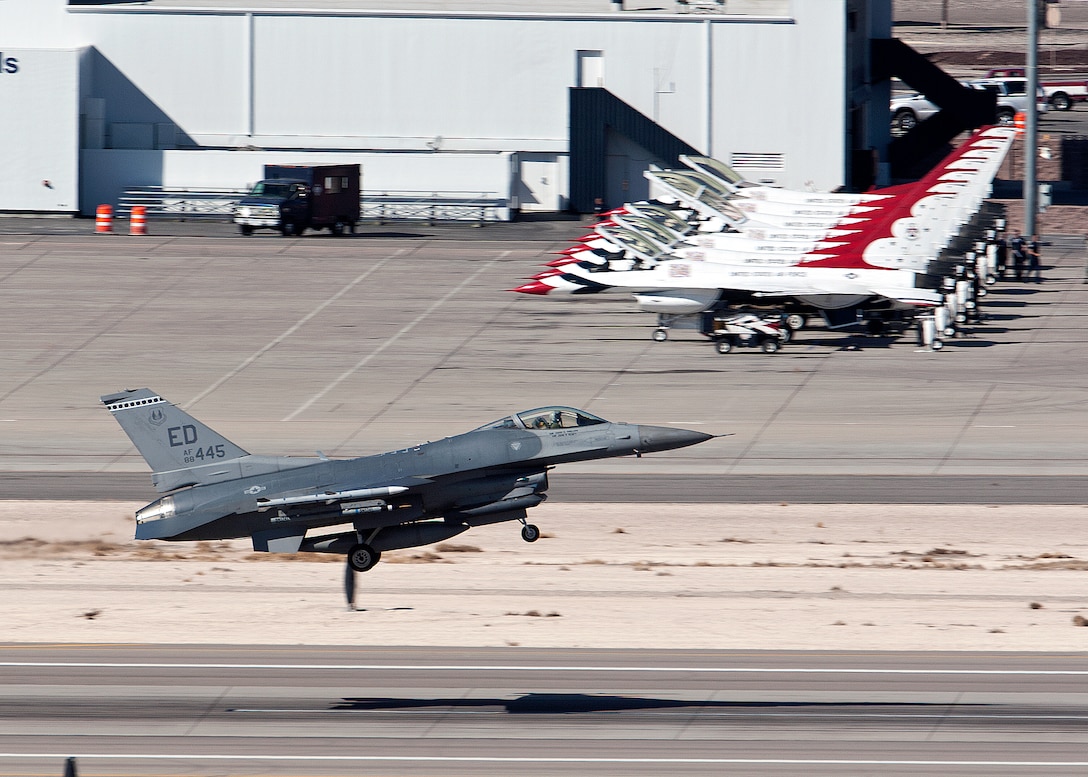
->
[521, 524, 541, 543]
[348, 543, 381, 572]
[652, 329, 668, 342]
[785, 313, 806, 331]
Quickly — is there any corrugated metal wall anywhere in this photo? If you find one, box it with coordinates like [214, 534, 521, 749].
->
[4, 0, 873, 212]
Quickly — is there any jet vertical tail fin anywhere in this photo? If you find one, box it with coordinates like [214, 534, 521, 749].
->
[101, 388, 251, 492]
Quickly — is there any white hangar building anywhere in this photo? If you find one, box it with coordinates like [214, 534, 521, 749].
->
[0, 0, 899, 218]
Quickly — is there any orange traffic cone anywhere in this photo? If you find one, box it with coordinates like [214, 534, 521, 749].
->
[95, 204, 112, 234]
[129, 206, 147, 236]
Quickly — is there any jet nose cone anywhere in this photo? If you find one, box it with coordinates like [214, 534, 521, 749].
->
[510, 280, 553, 295]
[637, 425, 714, 453]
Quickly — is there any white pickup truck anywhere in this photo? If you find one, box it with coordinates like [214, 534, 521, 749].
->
[985, 68, 1088, 111]
[891, 77, 1048, 133]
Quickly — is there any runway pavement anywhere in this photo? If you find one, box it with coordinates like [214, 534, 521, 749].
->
[1, 644, 1086, 777]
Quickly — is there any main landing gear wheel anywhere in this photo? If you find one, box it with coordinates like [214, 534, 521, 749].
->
[785, 313, 807, 332]
[347, 542, 381, 572]
[521, 524, 541, 543]
[652, 329, 668, 342]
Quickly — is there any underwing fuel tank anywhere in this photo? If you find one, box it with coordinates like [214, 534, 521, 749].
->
[302, 521, 471, 554]
[634, 289, 720, 314]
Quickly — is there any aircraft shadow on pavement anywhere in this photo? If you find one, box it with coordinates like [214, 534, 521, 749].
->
[328, 694, 960, 715]
[989, 287, 1045, 298]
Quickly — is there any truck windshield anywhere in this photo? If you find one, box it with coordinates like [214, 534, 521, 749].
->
[248, 182, 295, 198]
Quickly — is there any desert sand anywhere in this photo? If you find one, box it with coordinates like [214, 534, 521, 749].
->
[4, 500, 1088, 651]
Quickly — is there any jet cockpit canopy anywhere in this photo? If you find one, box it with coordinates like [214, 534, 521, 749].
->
[474, 407, 608, 431]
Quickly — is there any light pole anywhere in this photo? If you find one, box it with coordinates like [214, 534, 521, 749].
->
[1025, 0, 1039, 235]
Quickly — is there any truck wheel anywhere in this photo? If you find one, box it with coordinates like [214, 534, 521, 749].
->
[239, 225, 253, 237]
[331, 220, 346, 236]
[281, 220, 305, 237]
[1051, 93, 1072, 111]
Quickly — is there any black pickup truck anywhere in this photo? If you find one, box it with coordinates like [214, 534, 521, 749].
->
[233, 164, 360, 236]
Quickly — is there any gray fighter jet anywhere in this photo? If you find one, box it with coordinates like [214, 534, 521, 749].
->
[102, 389, 713, 604]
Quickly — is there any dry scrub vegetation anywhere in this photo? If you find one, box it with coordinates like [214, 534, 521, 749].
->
[6, 532, 1088, 573]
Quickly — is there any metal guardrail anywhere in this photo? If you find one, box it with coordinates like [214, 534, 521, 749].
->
[116, 187, 507, 223]
[363, 193, 505, 224]
[117, 187, 245, 220]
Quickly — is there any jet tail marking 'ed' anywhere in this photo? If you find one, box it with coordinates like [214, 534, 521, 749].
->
[102, 389, 714, 605]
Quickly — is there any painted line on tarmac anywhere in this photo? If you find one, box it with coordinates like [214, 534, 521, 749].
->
[187, 249, 407, 410]
[227, 708, 1088, 721]
[3, 662, 1088, 676]
[2, 754, 1088, 767]
[283, 250, 510, 421]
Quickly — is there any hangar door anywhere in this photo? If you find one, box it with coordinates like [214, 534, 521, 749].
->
[516, 152, 566, 212]
[604, 129, 658, 208]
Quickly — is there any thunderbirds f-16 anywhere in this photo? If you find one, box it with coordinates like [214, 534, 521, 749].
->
[102, 388, 714, 605]
[514, 126, 1015, 338]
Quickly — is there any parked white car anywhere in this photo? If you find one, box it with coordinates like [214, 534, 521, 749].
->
[891, 78, 1048, 133]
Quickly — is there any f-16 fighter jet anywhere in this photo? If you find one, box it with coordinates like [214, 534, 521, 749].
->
[102, 389, 713, 605]
[515, 126, 1015, 334]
